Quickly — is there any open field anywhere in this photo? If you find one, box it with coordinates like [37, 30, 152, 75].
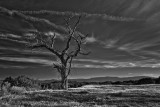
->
[1, 84, 160, 107]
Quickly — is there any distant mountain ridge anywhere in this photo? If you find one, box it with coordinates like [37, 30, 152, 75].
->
[70, 76, 152, 82]
[41, 76, 153, 83]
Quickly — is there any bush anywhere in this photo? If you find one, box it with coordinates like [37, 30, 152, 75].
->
[1, 81, 11, 95]
[10, 86, 26, 94]
[1, 75, 40, 95]
[1, 76, 16, 87]
[41, 82, 61, 90]
[14, 75, 40, 89]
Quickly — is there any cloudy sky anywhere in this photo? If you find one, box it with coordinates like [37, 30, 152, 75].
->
[0, 0, 160, 79]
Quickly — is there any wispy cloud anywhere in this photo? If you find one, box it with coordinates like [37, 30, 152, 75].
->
[0, 6, 94, 44]
[1, 55, 160, 69]
[1, 2, 160, 72]
[19, 10, 137, 22]
[74, 58, 160, 68]
[118, 40, 160, 51]
[104, 39, 119, 48]
[84, 33, 97, 43]
[115, 34, 160, 60]
[2, 34, 21, 39]
[141, 73, 158, 77]
[72, 63, 118, 69]
[0, 57, 53, 66]
[0, 6, 68, 35]
[0, 46, 53, 56]
[0, 64, 31, 69]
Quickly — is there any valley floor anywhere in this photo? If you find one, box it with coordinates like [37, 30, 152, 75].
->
[1, 84, 160, 107]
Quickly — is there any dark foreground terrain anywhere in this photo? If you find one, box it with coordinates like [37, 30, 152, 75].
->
[1, 84, 160, 107]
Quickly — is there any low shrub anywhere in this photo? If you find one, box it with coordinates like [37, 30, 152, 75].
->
[1, 75, 41, 95]
[14, 75, 40, 89]
[10, 86, 26, 94]
[1, 81, 11, 95]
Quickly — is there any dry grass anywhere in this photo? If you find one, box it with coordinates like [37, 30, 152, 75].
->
[1, 84, 160, 107]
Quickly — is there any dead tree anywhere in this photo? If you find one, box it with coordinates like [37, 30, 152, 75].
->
[26, 16, 90, 90]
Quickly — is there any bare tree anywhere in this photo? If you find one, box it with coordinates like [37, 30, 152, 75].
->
[26, 16, 90, 90]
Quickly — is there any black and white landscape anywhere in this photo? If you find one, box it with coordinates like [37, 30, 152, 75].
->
[1, 0, 160, 106]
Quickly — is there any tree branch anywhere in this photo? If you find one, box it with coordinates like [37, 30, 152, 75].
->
[64, 17, 72, 34]
[62, 36, 72, 55]
[29, 43, 61, 57]
[62, 16, 82, 55]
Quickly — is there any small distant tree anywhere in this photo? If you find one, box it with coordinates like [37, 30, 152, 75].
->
[26, 16, 90, 90]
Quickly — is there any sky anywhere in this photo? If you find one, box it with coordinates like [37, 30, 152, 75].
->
[0, 0, 160, 80]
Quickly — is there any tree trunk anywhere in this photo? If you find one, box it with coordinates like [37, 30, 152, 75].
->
[61, 77, 68, 90]
[60, 71, 68, 90]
